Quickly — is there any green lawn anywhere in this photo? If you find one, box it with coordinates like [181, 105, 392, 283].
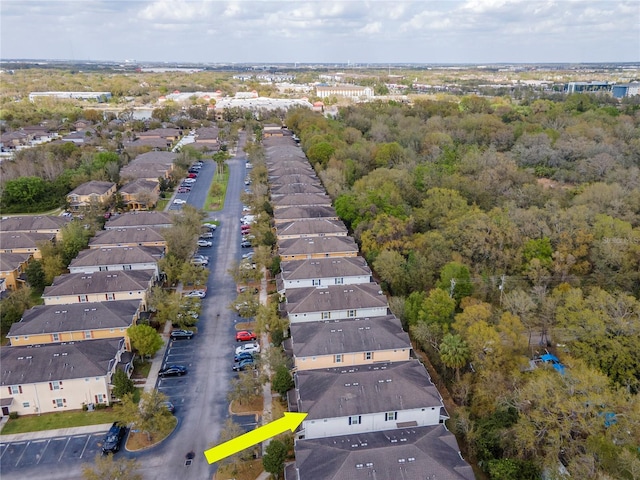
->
[206, 166, 230, 211]
[132, 359, 151, 378]
[1, 409, 116, 435]
[156, 198, 170, 211]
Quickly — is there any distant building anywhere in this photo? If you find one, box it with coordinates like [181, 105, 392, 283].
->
[612, 83, 640, 98]
[565, 82, 611, 94]
[316, 85, 374, 100]
[29, 92, 112, 102]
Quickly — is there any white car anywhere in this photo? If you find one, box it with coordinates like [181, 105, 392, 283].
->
[242, 251, 254, 260]
[184, 178, 197, 184]
[197, 239, 213, 247]
[173, 198, 187, 204]
[235, 342, 260, 355]
[184, 290, 206, 298]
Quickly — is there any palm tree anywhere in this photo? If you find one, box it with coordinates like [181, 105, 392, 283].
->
[439, 333, 470, 382]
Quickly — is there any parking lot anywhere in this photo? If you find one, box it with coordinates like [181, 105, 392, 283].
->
[0, 431, 106, 471]
[156, 337, 199, 414]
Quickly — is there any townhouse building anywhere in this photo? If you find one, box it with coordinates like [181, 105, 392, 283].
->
[0, 215, 71, 240]
[277, 256, 372, 292]
[88, 228, 167, 250]
[68, 246, 163, 279]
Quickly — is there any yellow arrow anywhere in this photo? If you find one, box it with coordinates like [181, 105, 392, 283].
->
[204, 412, 307, 464]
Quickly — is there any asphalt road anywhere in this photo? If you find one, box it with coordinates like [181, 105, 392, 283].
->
[0, 135, 251, 480]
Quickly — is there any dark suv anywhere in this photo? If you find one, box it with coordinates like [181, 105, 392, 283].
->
[102, 422, 126, 454]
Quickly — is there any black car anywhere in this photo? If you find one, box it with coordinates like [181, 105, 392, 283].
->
[170, 329, 194, 340]
[102, 422, 127, 454]
[158, 365, 187, 377]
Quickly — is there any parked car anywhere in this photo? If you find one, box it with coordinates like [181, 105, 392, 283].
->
[232, 358, 255, 372]
[184, 290, 206, 298]
[235, 342, 260, 355]
[190, 257, 208, 266]
[161, 401, 175, 414]
[173, 198, 187, 205]
[170, 329, 194, 340]
[183, 178, 196, 184]
[234, 351, 256, 362]
[241, 251, 254, 260]
[187, 172, 198, 178]
[158, 365, 187, 377]
[240, 240, 252, 248]
[177, 187, 191, 193]
[197, 239, 213, 247]
[237, 286, 258, 294]
[202, 223, 217, 231]
[101, 422, 127, 454]
[236, 330, 257, 342]
[200, 232, 213, 239]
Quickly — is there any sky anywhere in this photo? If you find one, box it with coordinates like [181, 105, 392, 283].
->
[1, 0, 638, 64]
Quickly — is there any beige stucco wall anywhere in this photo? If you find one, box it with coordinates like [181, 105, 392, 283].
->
[295, 348, 410, 371]
[43, 291, 147, 307]
[10, 328, 131, 349]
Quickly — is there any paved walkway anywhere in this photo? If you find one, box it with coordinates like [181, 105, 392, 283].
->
[259, 270, 273, 456]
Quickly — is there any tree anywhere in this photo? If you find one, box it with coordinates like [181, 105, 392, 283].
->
[127, 324, 163, 358]
[439, 334, 470, 381]
[114, 390, 175, 442]
[0, 287, 34, 335]
[420, 288, 456, 326]
[272, 365, 294, 397]
[437, 262, 473, 303]
[213, 418, 255, 470]
[25, 260, 46, 293]
[111, 369, 135, 399]
[82, 454, 142, 480]
[263, 439, 287, 479]
[227, 371, 262, 406]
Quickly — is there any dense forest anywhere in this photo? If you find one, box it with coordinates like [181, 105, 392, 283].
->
[285, 96, 640, 479]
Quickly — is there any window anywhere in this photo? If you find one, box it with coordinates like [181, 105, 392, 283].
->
[52, 333, 60, 342]
[9, 385, 22, 395]
[95, 393, 105, 404]
[347, 309, 356, 317]
[78, 295, 88, 303]
[22, 402, 30, 408]
[364, 352, 373, 361]
[105, 293, 115, 301]
[84, 331, 92, 339]
[54, 398, 65, 408]
[99, 266, 108, 271]
[348, 415, 361, 425]
[123, 265, 132, 270]
[335, 277, 344, 285]
[312, 279, 321, 286]
[321, 312, 331, 320]
[50, 381, 62, 390]
[385, 412, 398, 421]
[334, 354, 343, 363]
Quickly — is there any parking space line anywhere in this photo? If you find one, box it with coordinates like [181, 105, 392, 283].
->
[36, 439, 50, 464]
[79, 436, 91, 459]
[0, 443, 8, 460]
[58, 437, 71, 462]
[15, 441, 30, 467]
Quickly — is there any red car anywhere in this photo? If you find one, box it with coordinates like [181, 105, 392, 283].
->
[187, 172, 198, 178]
[235, 330, 257, 342]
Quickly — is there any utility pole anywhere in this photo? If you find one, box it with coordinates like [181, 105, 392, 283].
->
[449, 278, 456, 298]
[498, 274, 506, 306]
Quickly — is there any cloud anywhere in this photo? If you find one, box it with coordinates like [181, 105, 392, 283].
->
[138, 0, 210, 22]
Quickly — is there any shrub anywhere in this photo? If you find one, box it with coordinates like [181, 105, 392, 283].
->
[9, 412, 19, 420]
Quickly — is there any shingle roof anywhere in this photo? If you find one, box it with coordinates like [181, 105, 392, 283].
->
[271, 183, 326, 195]
[42, 270, 155, 298]
[0, 232, 56, 250]
[271, 193, 332, 209]
[285, 283, 388, 315]
[104, 212, 174, 229]
[273, 205, 339, 223]
[68, 181, 115, 196]
[278, 236, 358, 257]
[269, 173, 321, 187]
[291, 315, 411, 357]
[294, 424, 475, 480]
[131, 151, 177, 164]
[89, 228, 166, 247]
[276, 218, 348, 238]
[0, 252, 31, 272]
[0, 215, 71, 232]
[0, 338, 124, 385]
[296, 361, 443, 420]
[280, 256, 371, 282]
[119, 179, 159, 194]
[8, 300, 141, 337]
[69, 246, 163, 268]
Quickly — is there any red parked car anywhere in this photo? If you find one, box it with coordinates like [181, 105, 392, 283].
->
[235, 330, 257, 342]
[187, 172, 198, 178]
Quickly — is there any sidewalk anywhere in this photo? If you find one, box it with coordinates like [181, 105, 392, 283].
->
[0, 323, 172, 442]
[259, 270, 274, 455]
